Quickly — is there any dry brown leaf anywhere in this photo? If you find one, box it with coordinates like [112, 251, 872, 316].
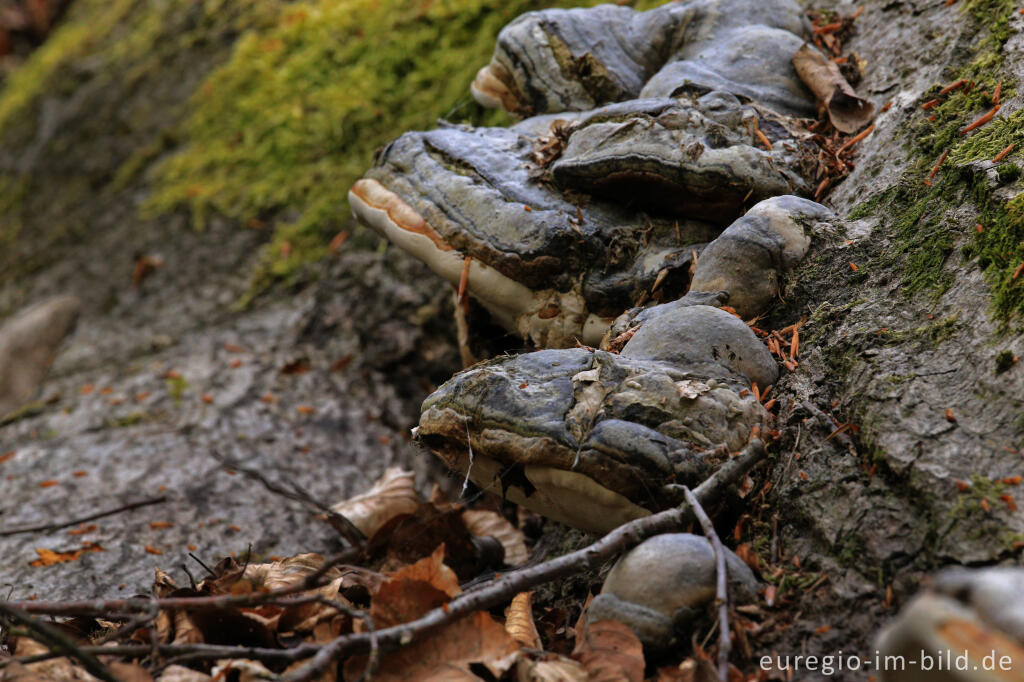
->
[370, 544, 460, 629]
[572, 619, 645, 682]
[332, 467, 419, 538]
[656, 657, 719, 682]
[6, 638, 95, 681]
[236, 553, 336, 592]
[515, 655, 588, 682]
[792, 43, 874, 133]
[106, 663, 154, 682]
[29, 542, 103, 567]
[211, 659, 276, 681]
[462, 509, 529, 566]
[345, 610, 520, 682]
[505, 592, 542, 649]
[156, 665, 212, 681]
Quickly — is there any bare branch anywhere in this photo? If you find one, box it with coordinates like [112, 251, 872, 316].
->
[0, 497, 167, 537]
[209, 448, 366, 548]
[680, 485, 731, 682]
[0, 601, 119, 682]
[4, 440, 767, 678]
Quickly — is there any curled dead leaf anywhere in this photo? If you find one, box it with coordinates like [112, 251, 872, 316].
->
[156, 665, 212, 681]
[345, 610, 519, 682]
[572, 619, 645, 682]
[462, 509, 529, 566]
[332, 467, 420, 538]
[370, 544, 460, 629]
[516, 655, 588, 682]
[505, 592, 542, 649]
[29, 542, 104, 567]
[792, 43, 874, 133]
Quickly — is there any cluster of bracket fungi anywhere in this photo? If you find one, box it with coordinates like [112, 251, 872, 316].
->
[349, 0, 1024, 667]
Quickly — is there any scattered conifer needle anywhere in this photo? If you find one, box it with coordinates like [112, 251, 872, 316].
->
[836, 124, 874, 156]
[961, 105, 1000, 134]
[458, 255, 471, 304]
[755, 129, 773, 151]
[1012, 261, 1024, 281]
[939, 78, 967, 95]
[993, 143, 1014, 163]
[927, 149, 949, 183]
[921, 99, 940, 110]
[993, 81, 1002, 105]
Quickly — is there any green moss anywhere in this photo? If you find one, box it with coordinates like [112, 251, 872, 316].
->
[854, 0, 1024, 319]
[107, 411, 151, 428]
[166, 375, 189, 404]
[0, 0, 288, 285]
[142, 0, 665, 296]
[996, 349, 1016, 373]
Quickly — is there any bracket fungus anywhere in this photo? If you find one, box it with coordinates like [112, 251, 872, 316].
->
[470, 0, 816, 118]
[416, 305, 774, 533]
[350, 0, 840, 534]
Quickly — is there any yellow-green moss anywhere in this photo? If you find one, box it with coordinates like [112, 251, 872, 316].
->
[0, 0, 289, 285]
[141, 0, 664, 296]
[852, 0, 1024, 320]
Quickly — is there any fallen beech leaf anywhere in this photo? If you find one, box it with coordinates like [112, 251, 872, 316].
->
[332, 467, 420, 538]
[572, 619, 645, 682]
[506, 592, 542, 649]
[462, 509, 529, 566]
[792, 43, 875, 133]
[211, 659, 276, 681]
[345, 609, 519, 682]
[516, 655, 588, 681]
[656, 657, 719, 682]
[156, 664, 212, 681]
[370, 545, 461, 629]
[30, 542, 104, 567]
[10, 635, 122, 681]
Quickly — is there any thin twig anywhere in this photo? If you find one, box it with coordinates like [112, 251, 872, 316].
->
[0, 497, 167, 537]
[453, 288, 476, 367]
[6, 442, 767, 676]
[801, 400, 855, 452]
[209, 448, 365, 548]
[0, 602, 119, 682]
[11, 548, 360, 616]
[280, 439, 767, 681]
[681, 486, 731, 682]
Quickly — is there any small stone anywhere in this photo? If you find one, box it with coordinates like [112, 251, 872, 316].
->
[0, 296, 79, 418]
[588, 533, 759, 650]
